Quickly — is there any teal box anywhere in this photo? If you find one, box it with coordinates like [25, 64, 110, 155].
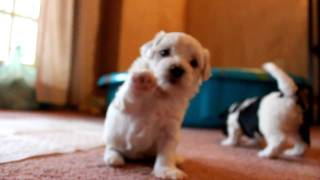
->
[98, 68, 311, 128]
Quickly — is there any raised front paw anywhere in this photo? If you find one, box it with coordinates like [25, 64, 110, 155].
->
[131, 71, 157, 92]
[152, 167, 187, 180]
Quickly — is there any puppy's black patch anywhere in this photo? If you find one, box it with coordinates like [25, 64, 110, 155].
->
[295, 87, 308, 111]
[278, 92, 284, 98]
[238, 97, 263, 138]
[295, 87, 311, 145]
[299, 122, 310, 145]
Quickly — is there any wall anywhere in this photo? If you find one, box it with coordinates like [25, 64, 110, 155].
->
[117, 0, 187, 71]
[96, 0, 123, 74]
[186, 0, 308, 76]
[99, 0, 308, 77]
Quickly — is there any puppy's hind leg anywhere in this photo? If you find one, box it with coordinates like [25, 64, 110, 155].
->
[104, 148, 125, 166]
[258, 132, 285, 158]
[284, 122, 310, 156]
[283, 135, 308, 157]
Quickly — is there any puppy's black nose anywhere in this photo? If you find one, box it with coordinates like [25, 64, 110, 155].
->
[169, 65, 185, 78]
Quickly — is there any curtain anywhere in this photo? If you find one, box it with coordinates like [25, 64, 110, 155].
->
[36, 0, 75, 105]
[69, 0, 102, 108]
[36, 0, 102, 108]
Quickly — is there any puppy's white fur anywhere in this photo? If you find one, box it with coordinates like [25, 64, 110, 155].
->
[103, 31, 211, 179]
[222, 62, 308, 158]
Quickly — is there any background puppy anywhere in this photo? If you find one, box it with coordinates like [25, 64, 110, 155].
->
[103, 31, 211, 179]
[220, 62, 310, 158]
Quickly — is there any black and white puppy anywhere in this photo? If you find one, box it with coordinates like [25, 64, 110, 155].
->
[220, 62, 310, 158]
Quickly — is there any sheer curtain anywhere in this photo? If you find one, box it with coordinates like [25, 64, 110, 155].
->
[36, 0, 101, 107]
[36, 0, 74, 105]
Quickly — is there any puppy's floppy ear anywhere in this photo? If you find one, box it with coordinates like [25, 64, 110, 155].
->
[140, 40, 153, 58]
[201, 48, 211, 81]
[152, 30, 166, 46]
[140, 31, 166, 58]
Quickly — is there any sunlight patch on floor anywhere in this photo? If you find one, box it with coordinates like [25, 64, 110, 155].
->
[0, 118, 104, 164]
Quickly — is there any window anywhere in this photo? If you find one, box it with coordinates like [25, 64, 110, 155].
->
[0, 0, 41, 65]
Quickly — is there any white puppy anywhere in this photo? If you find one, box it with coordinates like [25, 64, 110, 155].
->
[220, 62, 310, 158]
[103, 31, 211, 179]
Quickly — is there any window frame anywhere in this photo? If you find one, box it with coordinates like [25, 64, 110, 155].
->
[0, 0, 40, 66]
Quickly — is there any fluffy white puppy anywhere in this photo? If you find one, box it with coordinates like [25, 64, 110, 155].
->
[220, 62, 310, 158]
[103, 31, 211, 179]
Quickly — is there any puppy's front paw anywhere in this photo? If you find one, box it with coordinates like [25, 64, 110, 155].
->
[132, 71, 156, 91]
[104, 150, 125, 166]
[258, 149, 279, 159]
[152, 167, 187, 180]
[258, 150, 272, 158]
[221, 138, 237, 146]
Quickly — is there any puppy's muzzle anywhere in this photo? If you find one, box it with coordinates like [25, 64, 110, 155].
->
[168, 65, 185, 83]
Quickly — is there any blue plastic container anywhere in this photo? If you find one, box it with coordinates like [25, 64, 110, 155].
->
[98, 68, 311, 128]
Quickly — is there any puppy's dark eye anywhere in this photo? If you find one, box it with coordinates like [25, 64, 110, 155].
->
[190, 59, 198, 68]
[159, 48, 170, 57]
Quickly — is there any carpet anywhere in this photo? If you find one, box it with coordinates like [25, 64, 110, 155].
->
[0, 112, 104, 164]
[0, 111, 319, 180]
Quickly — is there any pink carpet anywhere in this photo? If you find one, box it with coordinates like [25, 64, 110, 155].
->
[0, 111, 319, 180]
